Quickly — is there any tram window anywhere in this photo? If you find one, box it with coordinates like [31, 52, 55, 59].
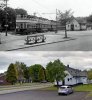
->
[24, 24, 26, 28]
[20, 24, 23, 28]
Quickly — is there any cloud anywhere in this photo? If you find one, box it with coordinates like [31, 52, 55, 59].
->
[8, 0, 92, 19]
[0, 51, 92, 73]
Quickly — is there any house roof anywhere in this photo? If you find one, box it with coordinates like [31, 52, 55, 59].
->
[76, 17, 87, 24]
[66, 16, 87, 25]
[0, 73, 5, 78]
[65, 65, 87, 77]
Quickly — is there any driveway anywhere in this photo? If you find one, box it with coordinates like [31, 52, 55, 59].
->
[0, 90, 88, 100]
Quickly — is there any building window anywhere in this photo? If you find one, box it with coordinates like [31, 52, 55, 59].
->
[75, 25, 77, 27]
[70, 78, 72, 80]
[68, 78, 69, 81]
[20, 24, 23, 29]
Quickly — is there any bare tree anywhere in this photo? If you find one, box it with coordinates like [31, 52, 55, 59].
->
[58, 9, 73, 38]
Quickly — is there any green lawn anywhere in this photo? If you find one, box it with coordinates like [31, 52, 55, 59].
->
[42, 84, 92, 92]
[74, 84, 92, 92]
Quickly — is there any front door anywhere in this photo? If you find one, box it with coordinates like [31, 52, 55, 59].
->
[62, 80, 65, 85]
[71, 24, 74, 31]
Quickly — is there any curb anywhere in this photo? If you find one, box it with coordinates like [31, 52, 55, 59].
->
[6, 38, 76, 51]
[0, 84, 53, 95]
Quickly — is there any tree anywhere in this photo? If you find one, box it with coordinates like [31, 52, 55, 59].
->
[29, 64, 44, 82]
[15, 61, 24, 84]
[38, 67, 45, 82]
[20, 62, 30, 82]
[58, 9, 73, 38]
[87, 14, 92, 23]
[87, 69, 92, 80]
[6, 63, 18, 85]
[4, 7, 16, 30]
[15, 8, 28, 15]
[46, 59, 66, 86]
[0, 9, 5, 31]
[0, 7, 16, 31]
[0, 7, 28, 31]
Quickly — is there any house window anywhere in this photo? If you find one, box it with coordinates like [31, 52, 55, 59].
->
[75, 25, 77, 27]
[70, 78, 72, 80]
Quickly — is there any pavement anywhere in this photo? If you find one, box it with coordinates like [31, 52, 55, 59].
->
[0, 83, 53, 95]
[0, 31, 76, 51]
[0, 90, 89, 100]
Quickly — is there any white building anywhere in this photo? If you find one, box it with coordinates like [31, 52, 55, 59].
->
[55, 65, 88, 86]
[66, 16, 87, 31]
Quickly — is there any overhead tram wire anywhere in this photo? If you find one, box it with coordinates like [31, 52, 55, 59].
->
[31, 0, 48, 10]
[31, 0, 58, 20]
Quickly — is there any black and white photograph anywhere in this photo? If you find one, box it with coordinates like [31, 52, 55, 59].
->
[0, 0, 92, 51]
[0, 0, 92, 100]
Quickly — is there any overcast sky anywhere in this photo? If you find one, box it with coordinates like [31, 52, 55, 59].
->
[2, 0, 90, 20]
[0, 51, 92, 73]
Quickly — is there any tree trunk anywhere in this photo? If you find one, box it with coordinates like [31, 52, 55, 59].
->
[65, 25, 67, 38]
[56, 81, 59, 88]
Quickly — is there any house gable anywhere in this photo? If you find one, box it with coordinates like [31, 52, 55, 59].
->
[66, 16, 87, 31]
[55, 65, 88, 86]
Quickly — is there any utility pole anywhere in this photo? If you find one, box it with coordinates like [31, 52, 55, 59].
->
[4, 0, 8, 36]
[0, 0, 8, 36]
[0, 33, 1, 44]
[55, 9, 58, 33]
[76, 69, 77, 85]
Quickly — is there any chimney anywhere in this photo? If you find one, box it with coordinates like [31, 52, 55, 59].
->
[67, 65, 69, 68]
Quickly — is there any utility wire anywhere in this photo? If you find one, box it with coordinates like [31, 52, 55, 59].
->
[31, 0, 48, 10]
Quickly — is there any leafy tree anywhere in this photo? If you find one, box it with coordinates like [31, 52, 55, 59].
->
[0, 9, 5, 30]
[0, 7, 16, 30]
[15, 8, 28, 15]
[87, 69, 92, 80]
[15, 61, 24, 83]
[6, 63, 18, 85]
[4, 7, 16, 30]
[58, 9, 73, 38]
[38, 67, 45, 82]
[0, 7, 28, 31]
[29, 64, 44, 82]
[46, 59, 66, 86]
[20, 62, 30, 81]
[87, 14, 92, 23]
[14, 61, 31, 83]
[23, 67, 30, 82]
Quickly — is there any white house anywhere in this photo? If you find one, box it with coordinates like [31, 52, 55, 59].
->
[66, 16, 87, 31]
[55, 65, 88, 86]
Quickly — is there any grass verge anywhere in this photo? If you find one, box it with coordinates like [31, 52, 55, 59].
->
[42, 84, 92, 92]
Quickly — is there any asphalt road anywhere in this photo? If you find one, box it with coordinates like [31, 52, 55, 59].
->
[17, 30, 92, 51]
[0, 90, 88, 100]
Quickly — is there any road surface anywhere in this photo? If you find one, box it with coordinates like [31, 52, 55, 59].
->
[0, 90, 89, 100]
[17, 30, 92, 51]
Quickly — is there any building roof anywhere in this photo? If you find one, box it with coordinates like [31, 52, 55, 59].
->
[0, 73, 5, 78]
[66, 16, 87, 25]
[76, 17, 87, 24]
[65, 65, 87, 77]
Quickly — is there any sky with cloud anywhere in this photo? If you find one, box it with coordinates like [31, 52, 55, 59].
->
[0, 0, 90, 20]
[0, 51, 92, 73]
